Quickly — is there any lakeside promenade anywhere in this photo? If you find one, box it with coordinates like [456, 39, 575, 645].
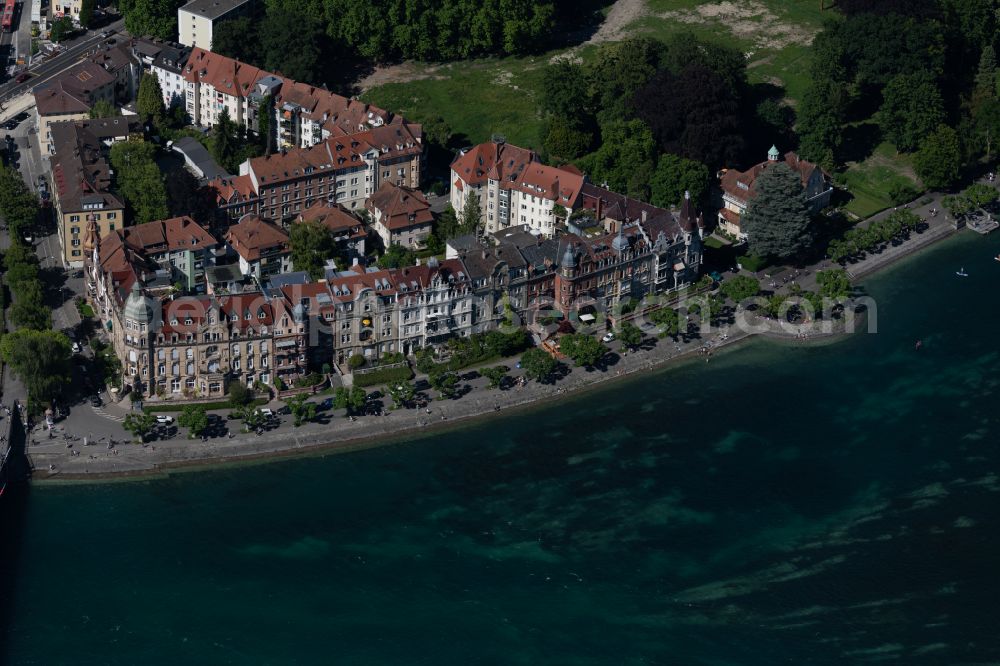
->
[25, 205, 970, 481]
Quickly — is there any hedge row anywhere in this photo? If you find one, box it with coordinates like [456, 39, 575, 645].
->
[353, 365, 414, 388]
[143, 397, 268, 413]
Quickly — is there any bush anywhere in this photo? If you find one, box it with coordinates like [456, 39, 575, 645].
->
[348, 354, 366, 370]
[294, 372, 323, 388]
[354, 365, 414, 388]
[145, 398, 267, 413]
[736, 253, 768, 272]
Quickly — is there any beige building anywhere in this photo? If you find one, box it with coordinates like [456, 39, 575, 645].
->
[34, 61, 116, 155]
[450, 139, 584, 237]
[718, 145, 833, 241]
[366, 182, 433, 250]
[177, 0, 253, 50]
[49, 119, 138, 266]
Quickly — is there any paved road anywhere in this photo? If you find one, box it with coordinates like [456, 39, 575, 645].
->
[0, 17, 125, 107]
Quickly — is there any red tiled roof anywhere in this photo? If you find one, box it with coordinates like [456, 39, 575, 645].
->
[451, 141, 535, 187]
[225, 215, 290, 261]
[297, 201, 365, 237]
[208, 174, 256, 204]
[367, 182, 433, 231]
[720, 151, 827, 204]
[118, 216, 215, 255]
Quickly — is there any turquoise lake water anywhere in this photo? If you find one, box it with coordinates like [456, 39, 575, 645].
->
[2, 232, 1000, 664]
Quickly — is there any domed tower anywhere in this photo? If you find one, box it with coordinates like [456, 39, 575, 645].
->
[122, 282, 160, 396]
[555, 243, 577, 313]
[768, 144, 780, 162]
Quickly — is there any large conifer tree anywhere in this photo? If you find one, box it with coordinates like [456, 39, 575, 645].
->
[743, 162, 813, 261]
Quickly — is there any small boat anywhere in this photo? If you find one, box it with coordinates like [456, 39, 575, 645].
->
[915, 340, 923, 351]
[956, 268, 969, 277]
[994, 254, 1000, 262]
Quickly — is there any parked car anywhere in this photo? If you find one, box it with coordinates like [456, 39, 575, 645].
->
[90, 395, 102, 407]
[15, 72, 31, 84]
[602, 332, 616, 343]
[155, 415, 174, 424]
[71, 342, 81, 353]
[256, 407, 274, 418]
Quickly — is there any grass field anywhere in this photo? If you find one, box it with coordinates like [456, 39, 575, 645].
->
[839, 142, 922, 219]
[362, 55, 557, 152]
[361, 0, 911, 221]
[363, 0, 830, 151]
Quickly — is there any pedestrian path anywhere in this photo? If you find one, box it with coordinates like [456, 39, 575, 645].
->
[91, 405, 125, 423]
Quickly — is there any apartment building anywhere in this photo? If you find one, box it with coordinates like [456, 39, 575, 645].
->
[226, 215, 292, 280]
[49, 118, 140, 266]
[34, 61, 116, 154]
[325, 258, 474, 365]
[88, 39, 141, 103]
[450, 139, 584, 237]
[366, 182, 433, 250]
[150, 43, 191, 109]
[114, 216, 219, 291]
[179, 48, 391, 146]
[177, 0, 253, 50]
[208, 174, 258, 219]
[718, 145, 833, 241]
[223, 117, 423, 219]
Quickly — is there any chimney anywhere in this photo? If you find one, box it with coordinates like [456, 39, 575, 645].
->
[641, 210, 647, 223]
[481, 249, 487, 259]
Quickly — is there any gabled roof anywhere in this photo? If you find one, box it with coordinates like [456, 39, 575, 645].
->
[720, 150, 827, 204]
[34, 61, 116, 115]
[297, 201, 366, 237]
[182, 47, 267, 98]
[451, 141, 535, 187]
[367, 182, 433, 231]
[118, 216, 216, 256]
[226, 215, 290, 261]
[208, 174, 256, 204]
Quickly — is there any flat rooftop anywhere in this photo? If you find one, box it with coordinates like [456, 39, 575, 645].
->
[178, 0, 251, 20]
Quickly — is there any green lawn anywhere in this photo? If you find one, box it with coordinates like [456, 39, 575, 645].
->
[361, 0, 831, 152]
[640, 0, 829, 104]
[840, 143, 922, 219]
[362, 56, 553, 151]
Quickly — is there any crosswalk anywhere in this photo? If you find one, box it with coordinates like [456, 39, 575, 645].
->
[92, 405, 125, 423]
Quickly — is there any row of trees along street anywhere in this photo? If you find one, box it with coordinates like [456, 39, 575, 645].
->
[0, 166, 73, 414]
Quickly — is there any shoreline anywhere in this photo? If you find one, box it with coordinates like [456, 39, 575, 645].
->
[27, 323, 825, 485]
[30, 225, 965, 485]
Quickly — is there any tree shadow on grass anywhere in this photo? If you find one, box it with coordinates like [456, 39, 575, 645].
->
[839, 122, 883, 164]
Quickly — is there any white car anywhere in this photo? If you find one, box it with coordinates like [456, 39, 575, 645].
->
[71, 342, 81, 353]
[601, 332, 616, 343]
[156, 415, 174, 424]
[256, 408, 274, 418]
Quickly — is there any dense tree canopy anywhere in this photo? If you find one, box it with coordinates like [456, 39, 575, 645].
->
[877, 72, 945, 152]
[119, 0, 184, 40]
[649, 154, 711, 208]
[290, 221, 337, 280]
[0, 330, 71, 410]
[914, 124, 962, 190]
[742, 163, 813, 261]
[576, 120, 657, 200]
[109, 140, 168, 224]
[633, 62, 745, 168]
[137, 73, 166, 126]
